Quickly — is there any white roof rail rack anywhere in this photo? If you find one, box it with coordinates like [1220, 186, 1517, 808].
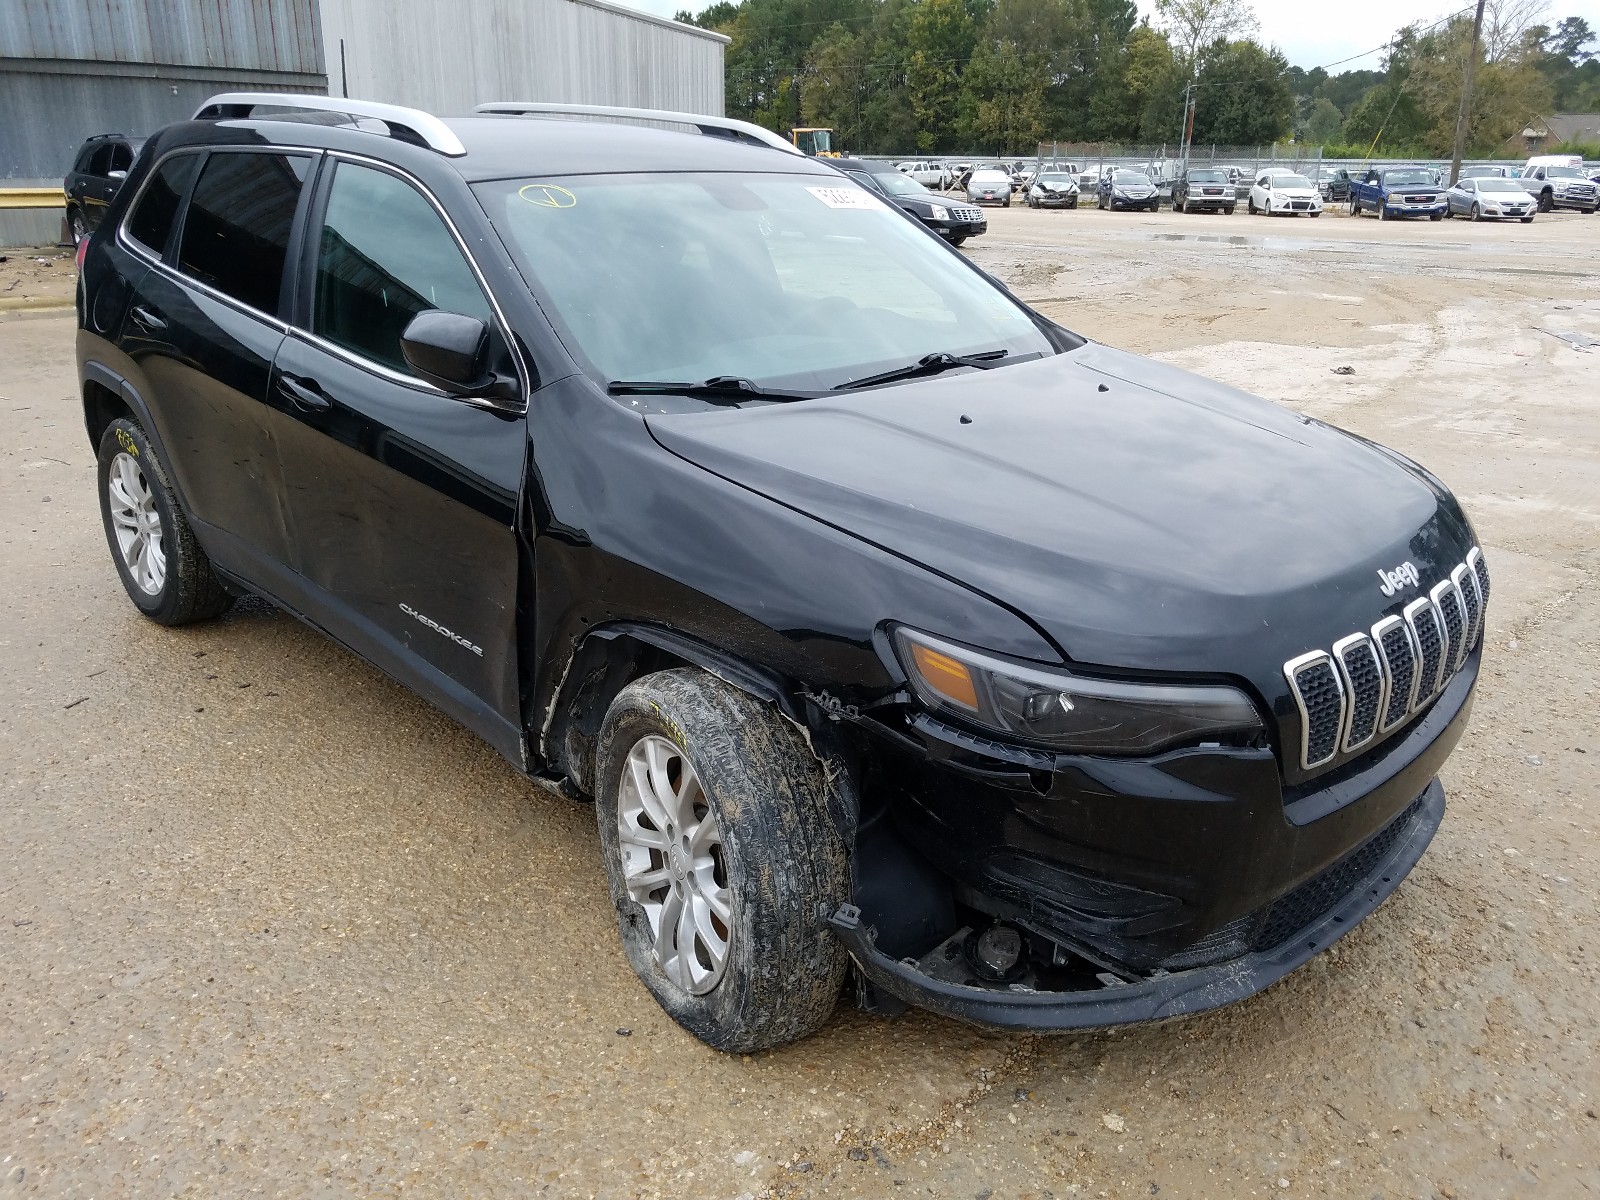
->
[193, 93, 467, 157]
[473, 102, 802, 156]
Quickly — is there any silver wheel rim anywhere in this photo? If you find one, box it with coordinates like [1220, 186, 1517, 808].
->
[617, 735, 731, 995]
[107, 450, 166, 595]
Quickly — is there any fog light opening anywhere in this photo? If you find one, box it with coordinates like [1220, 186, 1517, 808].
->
[971, 922, 1025, 981]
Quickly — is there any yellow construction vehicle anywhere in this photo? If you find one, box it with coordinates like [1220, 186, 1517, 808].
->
[790, 128, 840, 157]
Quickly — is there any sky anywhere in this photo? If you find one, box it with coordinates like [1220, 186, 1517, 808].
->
[632, 0, 1600, 72]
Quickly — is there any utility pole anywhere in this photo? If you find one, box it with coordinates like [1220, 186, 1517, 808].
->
[1179, 79, 1197, 170]
[1449, 0, 1488, 186]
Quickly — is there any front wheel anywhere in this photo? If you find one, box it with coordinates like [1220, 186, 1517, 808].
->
[96, 418, 233, 625]
[1223, 206, 1235, 215]
[1003, 197, 1011, 208]
[1538, 191, 1553, 212]
[1378, 204, 1389, 221]
[1309, 211, 1321, 218]
[1429, 212, 1442, 221]
[1470, 203, 1480, 221]
[595, 669, 851, 1053]
[947, 235, 967, 247]
[1173, 196, 1184, 213]
[1521, 216, 1534, 223]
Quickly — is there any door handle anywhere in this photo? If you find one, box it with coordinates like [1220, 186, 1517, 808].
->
[278, 374, 331, 412]
[129, 304, 167, 332]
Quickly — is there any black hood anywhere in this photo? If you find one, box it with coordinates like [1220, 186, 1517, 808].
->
[645, 344, 1474, 687]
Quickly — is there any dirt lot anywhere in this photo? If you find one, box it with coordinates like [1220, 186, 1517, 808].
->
[2, 206, 1597, 1200]
[0, 247, 76, 312]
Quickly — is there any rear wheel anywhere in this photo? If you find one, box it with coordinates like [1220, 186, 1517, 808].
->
[69, 207, 89, 245]
[594, 669, 851, 1053]
[1247, 196, 1257, 214]
[96, 418, 233, 626]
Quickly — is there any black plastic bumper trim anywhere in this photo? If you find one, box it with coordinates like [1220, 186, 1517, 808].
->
[829, 777, 1444, 1031]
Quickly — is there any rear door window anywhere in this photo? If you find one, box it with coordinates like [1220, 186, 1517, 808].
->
[177, 151, 311, 315]
[310, 160, 491, 374]
[127, 153, 201, 256]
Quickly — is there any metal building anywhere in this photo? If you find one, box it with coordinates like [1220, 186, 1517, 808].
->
[0, 0, 727, 245]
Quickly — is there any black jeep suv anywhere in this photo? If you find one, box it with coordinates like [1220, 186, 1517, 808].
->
[77, 94, 1487, 1052]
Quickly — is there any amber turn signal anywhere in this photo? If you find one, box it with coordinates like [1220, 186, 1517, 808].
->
[908, 642, 980, 710]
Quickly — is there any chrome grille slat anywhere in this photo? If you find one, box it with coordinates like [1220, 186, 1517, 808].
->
[1284, 651, 1345, 769]
[1371, 615, 1417, 732]
[1285, 546, 1488, 772]
[1332, 633, 1385, 752]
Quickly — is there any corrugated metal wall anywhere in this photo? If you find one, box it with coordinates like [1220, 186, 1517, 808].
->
[319, 0, 726, 117]
[0, 0, 323, 73]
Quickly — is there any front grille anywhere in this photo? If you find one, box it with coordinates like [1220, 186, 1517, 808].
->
[1284, 547, 1487, 772]
[950, 205, 984, 221]
[1249, 796, 1424, 951]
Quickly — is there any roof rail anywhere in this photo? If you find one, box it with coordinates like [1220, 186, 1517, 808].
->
[193, 93, 466, 157]
[473, 102, 802, 156]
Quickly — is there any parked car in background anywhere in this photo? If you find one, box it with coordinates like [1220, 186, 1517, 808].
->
[1445, 177, 1536, 222]
[1459, 165, 1510, 179]
[965, 168, 1013, 206]
[1312, 167, 1352, 203]
[1096, 169, 1159, 211]
[1248, 171, 1323, 217]
[1026, 170, 1080, 208]
[898, 160, 953, 189]
[64, 133, 144, 243]
[834, 158, 987, 245]
[1171, 167, 1236, 214]
[1350, 167, 1446, 221]
[1519, 158, 1599, 212]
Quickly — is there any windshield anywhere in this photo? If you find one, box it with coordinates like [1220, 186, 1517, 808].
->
[1037, 173, 1074, 184]
[477, 172, 1053, 393]
[1383, 170, 1433, 186]
[1548, 166, 1585, 178]
[794, 130, 832, 155]
[1187, 170, 1227, 182]
[1267, 174, 1312, 189]
[1113, 171, 1151, 184]
[1477, 178, 1526, 192]
[971, 170, 1009, 183]
[871, 171, 926, 196]
[1463, 167, 1504, 177]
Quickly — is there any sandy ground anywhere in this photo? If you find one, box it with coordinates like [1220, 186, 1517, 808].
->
[0, 248, 76, 312]
[2, 206, 1598, 1199]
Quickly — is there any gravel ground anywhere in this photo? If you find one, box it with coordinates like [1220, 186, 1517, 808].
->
[2, 206, 1597, 1200]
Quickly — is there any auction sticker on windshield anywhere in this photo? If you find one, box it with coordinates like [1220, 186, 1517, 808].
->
[807, 186, 886, 210]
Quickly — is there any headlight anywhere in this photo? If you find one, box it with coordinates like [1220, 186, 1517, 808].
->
[930, 204, 949, 220]
[893, 627, 1264, 755]
[1114, 188, 1128, 197]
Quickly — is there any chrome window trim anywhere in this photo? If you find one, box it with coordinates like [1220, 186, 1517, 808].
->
[1370, 614, 1418, 733]
[1284, 649, 1346, 771]
[1331, 632, 1386, 754]
[115, 144, 320, 334]
[295, 149, 530, 414]
[1431, 579, 1469, 678]
[1405, 594, 1449, 700]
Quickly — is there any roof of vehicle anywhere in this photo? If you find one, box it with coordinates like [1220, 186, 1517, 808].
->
[170, 111, 839, 184]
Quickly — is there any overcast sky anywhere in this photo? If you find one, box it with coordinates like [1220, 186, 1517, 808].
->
[640, 0, 1600, 72]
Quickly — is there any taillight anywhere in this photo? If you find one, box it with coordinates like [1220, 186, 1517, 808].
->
[75, 234, 89, 271]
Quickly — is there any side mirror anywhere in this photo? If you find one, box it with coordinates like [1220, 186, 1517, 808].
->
[401, 310, 509, 398]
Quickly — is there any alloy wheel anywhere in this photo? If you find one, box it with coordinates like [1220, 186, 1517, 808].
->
[71, 211, 88, 245]
[616, 735, 731, 995]
[107, 451, 166, 595]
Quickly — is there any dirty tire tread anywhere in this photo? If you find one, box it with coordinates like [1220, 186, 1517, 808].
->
[97, 418, 233, 626]
[594, 668, 850, 1053]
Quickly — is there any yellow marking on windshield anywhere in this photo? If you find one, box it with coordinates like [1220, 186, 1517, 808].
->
[518, 183, 578, 209]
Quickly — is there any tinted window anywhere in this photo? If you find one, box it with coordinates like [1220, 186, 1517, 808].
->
[312, 161, 490, 374]
[177, 152, 309, 314]
[74, 144, 97, 173]
[108, 143, 134, 173]
[127, 153, 201, 256]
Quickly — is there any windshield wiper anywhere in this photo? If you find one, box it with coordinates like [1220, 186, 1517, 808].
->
[606, 376, 815, 404]
[832, 349, 1010, 391]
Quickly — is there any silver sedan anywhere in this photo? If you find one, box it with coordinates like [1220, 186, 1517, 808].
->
[1446, 177, 1536, 222]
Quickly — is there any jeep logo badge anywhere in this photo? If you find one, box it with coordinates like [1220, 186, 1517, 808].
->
[1377, 560, 1421, 597]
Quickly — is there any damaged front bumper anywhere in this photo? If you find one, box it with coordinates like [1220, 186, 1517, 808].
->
[831, 777, 1444, 1030]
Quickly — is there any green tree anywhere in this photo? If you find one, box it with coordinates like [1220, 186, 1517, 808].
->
[1154, 0, 1257, 74]
[1302, 96, 1344, 143]
[1191, 38, 1292, 144]
[906, 0, 980, 151]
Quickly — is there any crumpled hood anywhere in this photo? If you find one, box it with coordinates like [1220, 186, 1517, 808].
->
[645, 344, 1472, 680]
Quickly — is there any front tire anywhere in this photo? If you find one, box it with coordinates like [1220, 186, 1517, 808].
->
[947, 235, 967, 247]
[595, 669, 850, 1053]
[96, 418, 233, 626]
[1379, 203, 1389, 221]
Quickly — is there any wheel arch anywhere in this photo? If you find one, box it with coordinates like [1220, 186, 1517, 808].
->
[542, 621, 819, 798]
